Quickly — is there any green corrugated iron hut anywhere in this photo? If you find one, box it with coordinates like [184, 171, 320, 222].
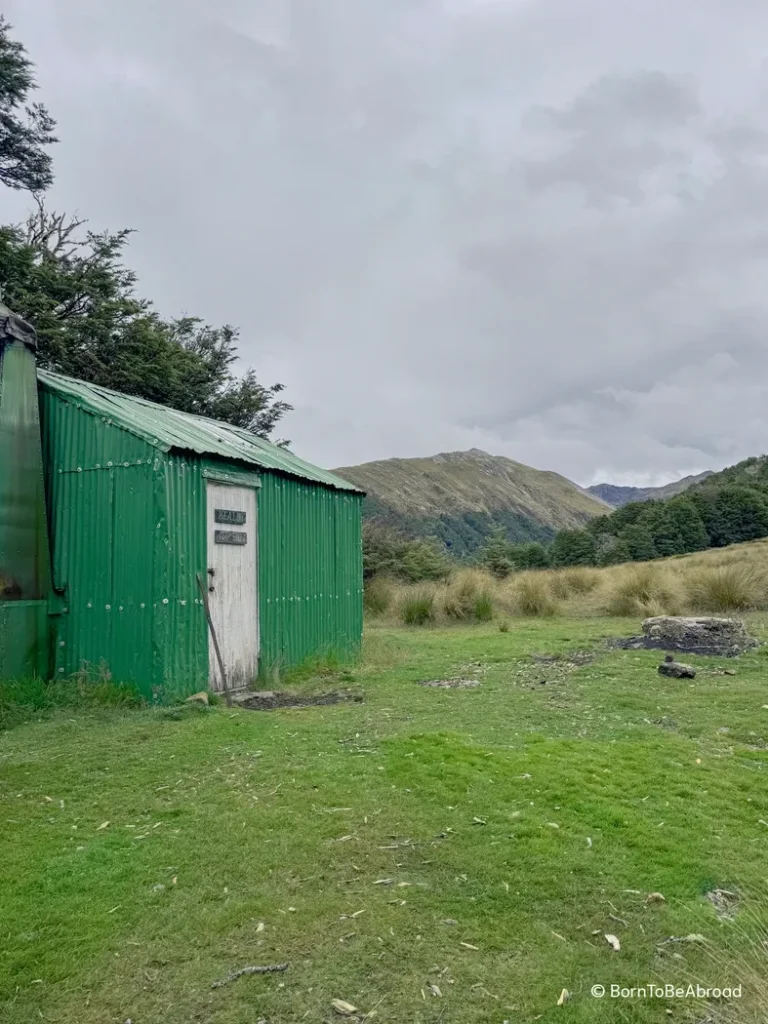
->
[0, 307, 364, 699]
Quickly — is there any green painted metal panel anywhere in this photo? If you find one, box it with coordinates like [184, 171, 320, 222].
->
[258, 474, 363, 671]
[201, 462, 262, 488]
[38, 370, 362, 494]
[153, 455, 208, 700]
[51, 468, 115, 680]
[0, 602, 49, 677]
[0, 343, 52, 601]
[43, 457, 209, 700]
[0, 322, 53, 679]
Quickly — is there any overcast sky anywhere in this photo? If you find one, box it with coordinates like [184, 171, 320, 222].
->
[3, 0, 768, 486]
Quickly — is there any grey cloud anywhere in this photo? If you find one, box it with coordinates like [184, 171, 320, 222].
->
[3, 0, 768, 485]
[533, 71, 700, 134]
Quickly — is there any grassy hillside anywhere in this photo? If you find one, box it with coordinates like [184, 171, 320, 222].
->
[587, 470, 713, 507]
[693, 453, 768, 490]
[368, 534, 768, 626]
[334, 448, 609, 556]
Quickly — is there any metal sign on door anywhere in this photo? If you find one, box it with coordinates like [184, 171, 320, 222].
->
[215, 530, 247, 546]
[215, 508, 247, 525]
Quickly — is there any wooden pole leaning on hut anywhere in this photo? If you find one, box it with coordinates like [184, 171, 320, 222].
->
[196, 572, 232, 707]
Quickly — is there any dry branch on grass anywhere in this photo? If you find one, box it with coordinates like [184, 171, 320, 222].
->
[211, 963, 289, 989]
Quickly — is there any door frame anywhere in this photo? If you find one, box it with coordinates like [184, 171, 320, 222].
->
[203, 467, 261, 689]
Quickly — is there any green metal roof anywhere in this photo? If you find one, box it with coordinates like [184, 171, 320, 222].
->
[37, 370, 363, 494]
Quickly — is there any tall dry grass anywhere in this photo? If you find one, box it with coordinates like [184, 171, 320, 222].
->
[684, 564, 768, 613]
[365, 538, 768, 625]
[603, 564, 685, 618]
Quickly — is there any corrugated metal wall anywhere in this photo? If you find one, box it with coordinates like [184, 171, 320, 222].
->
[156, 455, 208, 695]
[258, 473, 363, 672]
[0, 341, 52, 678]
[39, 389, 363, 697]
[40, 389, 180, 694]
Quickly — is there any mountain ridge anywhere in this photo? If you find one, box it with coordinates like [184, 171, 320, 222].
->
[333, 448, 609, 556]
[587, 471, 714, 507]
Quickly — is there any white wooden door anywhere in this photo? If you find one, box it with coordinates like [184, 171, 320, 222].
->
[205, 483, 258, 691]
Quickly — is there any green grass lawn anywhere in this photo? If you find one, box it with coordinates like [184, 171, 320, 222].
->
[2, 617, 768, 1023]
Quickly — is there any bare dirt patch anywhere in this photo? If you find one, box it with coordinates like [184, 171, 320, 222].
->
[706, 888, 739, 920]
[531, 650, 595, 668]
[236, 690, 363, 711]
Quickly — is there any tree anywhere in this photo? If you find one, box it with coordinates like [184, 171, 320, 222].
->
[362, 522, 451, 582]
[0, 17, 57, 192]
[642, 504, 684, 557]
[399, 538, 452, 583]
[597, 537, 632, 566]
[549, 529, 597, 567]
[588, 500, 649, 538]
[594, 533, 631, 566]
[688, 489, 718, 543]
[620, 524, 657, 562]
[511, 542, 550, 570]
[0, 204, 291, 441]
[478, 529, 515, 579]
[666, 497, 709, 553]
[710, 486, 768, 547]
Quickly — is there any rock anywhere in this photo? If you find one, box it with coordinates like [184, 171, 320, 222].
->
[642, 616, 757, 656]
[185, 691, 209, 705]
[658, 656, 695, 679]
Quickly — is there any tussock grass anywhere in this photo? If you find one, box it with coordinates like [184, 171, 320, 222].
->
[473, 591, 495, 621]
[442, 570, 495, 622]
[604, 565, 683, 618]
[399, 587, 435, 625]
[370, 537, 768, 626]
[513, 572, 559, 617]
[364, 576, 395, 616]
[685, 564, 768, 613]
[549, 566, 600, 599]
